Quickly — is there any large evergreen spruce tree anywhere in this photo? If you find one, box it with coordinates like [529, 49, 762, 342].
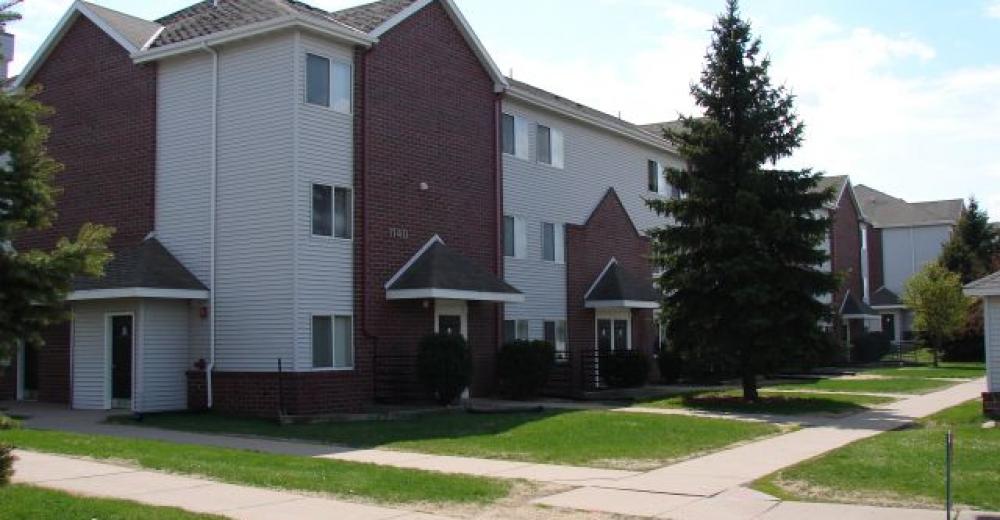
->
[648, 0, 838, 400]
[940, 197, 997, 284]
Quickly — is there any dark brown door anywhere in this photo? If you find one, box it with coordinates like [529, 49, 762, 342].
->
[22, 344, 39, 399]
[111, 316, 133, 400]
[881, 314, 896, 341]
[597, 320, 612, 353]
[438, 315, 462, 337]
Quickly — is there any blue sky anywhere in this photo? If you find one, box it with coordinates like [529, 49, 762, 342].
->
[6, 0, 1000, 218]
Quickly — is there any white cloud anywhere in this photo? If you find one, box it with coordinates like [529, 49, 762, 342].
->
[987, 1, 1000, 19]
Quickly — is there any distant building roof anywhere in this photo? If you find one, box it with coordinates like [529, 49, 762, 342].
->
[965, 270, 1000, 297]
[854, 184, 963, 229]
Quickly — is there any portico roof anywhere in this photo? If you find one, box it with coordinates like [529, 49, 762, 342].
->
[69, 236, 208, 301]
[965, 271, 1000, 297]
[840, 290, 879, 319]
[385, 236, 524, 303]
[584, 258, 660, 309]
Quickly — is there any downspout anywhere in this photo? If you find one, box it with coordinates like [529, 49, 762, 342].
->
[203, 42, 219, 409]
[493, 93, 503, 356]
[356, 49, 378, 398]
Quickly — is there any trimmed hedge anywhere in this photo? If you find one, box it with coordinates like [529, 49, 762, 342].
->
[417, 333, 471, 405]
[851, 331, 892, 364]
[603, 350, 650, 388]
[497, 340, 555, 399]
[657, 348, 683, 384]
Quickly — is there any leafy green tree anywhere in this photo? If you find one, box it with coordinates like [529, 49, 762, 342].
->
[902, 263, 970, 367]
[648, 0, 837, 401]
[0, 89, 113, 360]
[939, 197, 997, 284]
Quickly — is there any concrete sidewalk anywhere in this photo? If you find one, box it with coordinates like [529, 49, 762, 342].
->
[12, 450, 447, 520]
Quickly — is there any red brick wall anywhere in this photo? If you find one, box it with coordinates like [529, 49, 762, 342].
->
[357, 1, 500, 402]
[2, 16, 157, 404]
[831, 185, 864, 310]
[565, 189, 655, 393]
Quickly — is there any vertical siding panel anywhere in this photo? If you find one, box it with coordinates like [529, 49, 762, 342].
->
[989, 297, 999, 393]
[139, 300, 190, 412]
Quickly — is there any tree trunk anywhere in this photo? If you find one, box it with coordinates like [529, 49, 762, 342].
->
[742, 369, 759, 402]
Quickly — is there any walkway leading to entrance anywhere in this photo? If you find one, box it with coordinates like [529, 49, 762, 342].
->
[12, 450, 448, 520]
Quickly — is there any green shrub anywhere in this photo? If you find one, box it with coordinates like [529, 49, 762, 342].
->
[851, 331, 892, 363]
[603, 350, 650, 388]
[497, 340, 555, 399]
[657, 347, 682, 384]
[417, 333, 471, 405]
[0, 443, 14, 486]
[0, 415, 19, 431]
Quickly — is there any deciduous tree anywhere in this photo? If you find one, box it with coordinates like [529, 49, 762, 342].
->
[902, 263, 970, 367]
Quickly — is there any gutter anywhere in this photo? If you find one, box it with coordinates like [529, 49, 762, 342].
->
[203, 42, 219, 409]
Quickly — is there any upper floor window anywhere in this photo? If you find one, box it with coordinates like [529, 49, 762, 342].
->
[541, 222, 564, 263]
[536, 124, 564, 168]
[306, 53, 352, 113]
[312, 184, 352, 239]
[503, 215, 526, 259]
[502, 113, 529, 160]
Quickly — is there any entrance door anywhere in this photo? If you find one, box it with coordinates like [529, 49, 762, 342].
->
[20, 342, 39, 401]
[438, 315, 462, 336]
[110, 315, 133, 408]
[881, 314, 896, 341]
[434, 300, 468, 338]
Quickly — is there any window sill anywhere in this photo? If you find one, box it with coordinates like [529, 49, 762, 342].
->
[303, 367, 355, 373]
[310, 234, 354, 243]
[303, 102, 353, 117]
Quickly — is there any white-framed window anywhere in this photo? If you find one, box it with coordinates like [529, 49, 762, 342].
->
[503, 319, 530, 343]
[648, 159, 671, 196]
[312, 315, 354, 369]
[502, 113, 530, 160]
[503, 215, 527, 259]
[541, 222, 564, 263]
[312, 184, 352, 239]
[536, 124, 564, 168]
[544, 319, 568, 361]
[305, 53, 352, 113]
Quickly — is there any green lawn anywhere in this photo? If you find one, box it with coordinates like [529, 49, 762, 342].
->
[754, 400, 1000, 511]
[766, 376, 953, 395]
[863, 362, 985, 380]
[110, 409, 781, 470]
[0, 428, 509, 504]
[0, 485, 224, 520]
[639, 390, 894, 415]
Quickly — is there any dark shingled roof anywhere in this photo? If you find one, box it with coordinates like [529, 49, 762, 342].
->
[840, 291, 877, 317]
[585, 261, 660, 303]
[330, 0, 418, 33]
[854, 184, 963, 228]
[74, 237, 207, 292]
[152, 0, 365, 48]
[870, 286, 902, 307]
[387, 241, 521, 295]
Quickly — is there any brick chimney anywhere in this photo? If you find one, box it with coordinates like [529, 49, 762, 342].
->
[0, 29, 12, 81]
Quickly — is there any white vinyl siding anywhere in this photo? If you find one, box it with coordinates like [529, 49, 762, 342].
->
[502, 100, 677, 326]
[137, 300, 190, 412]
[881, 225, 953, 294]
[156, 52, 213, 284]
[295, 33, 355, 371]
